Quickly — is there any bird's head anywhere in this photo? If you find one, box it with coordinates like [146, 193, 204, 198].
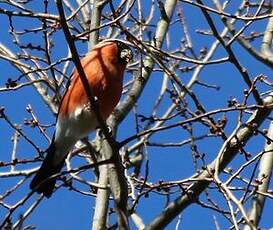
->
[92, 40, 133, 67]
[116, 41, 133, 65]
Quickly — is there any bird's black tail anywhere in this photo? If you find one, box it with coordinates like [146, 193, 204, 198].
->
[30, 143, 64, 198]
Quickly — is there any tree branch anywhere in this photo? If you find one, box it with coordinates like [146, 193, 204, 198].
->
[145, 94, 273, 230]
[244, 122, 273, 229]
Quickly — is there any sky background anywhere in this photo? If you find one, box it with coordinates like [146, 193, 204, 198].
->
[0, 1, 273, 229]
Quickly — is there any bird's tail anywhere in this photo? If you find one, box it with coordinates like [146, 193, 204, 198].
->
[30, 143, 64, 198]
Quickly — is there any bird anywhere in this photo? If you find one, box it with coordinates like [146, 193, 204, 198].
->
[30, 40, 133, 198]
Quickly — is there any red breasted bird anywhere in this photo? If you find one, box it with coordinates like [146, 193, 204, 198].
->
[30, 40, 133, 197]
